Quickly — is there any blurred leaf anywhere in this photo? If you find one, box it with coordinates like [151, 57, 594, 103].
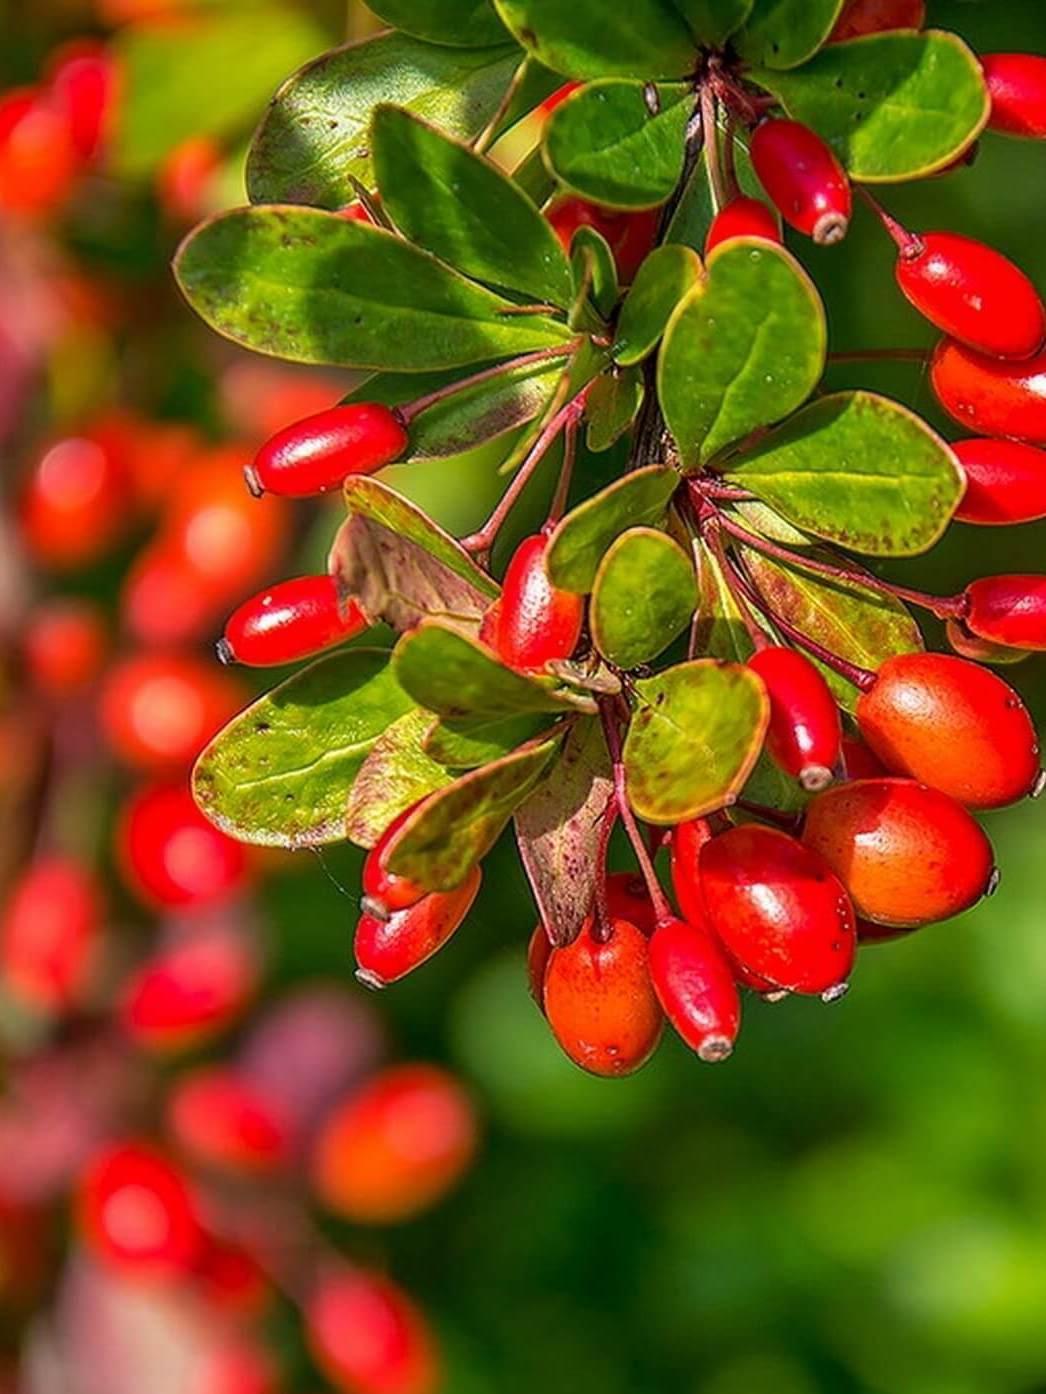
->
[492, 0, 698, 79]
[547, 465, 679, 591]
[345, 708, 453, 847]
[192, 649, 411, 847]
[591, 528, 697, 668]
[623, 659, 769, 822]
[373, 105, 574, 307]
[425, 713, 552, 767]
[543, 80, 691, 208]
[671, 0, 754, 46]
[728, 392, 963, 556]
[570, 227, 619, 318]
[614, 244, 703, 366]
[175, 208, 572, 371]
[365, 0, 510, 46]
[247, 32, 520, 208]
[736, 0, 845, 69]
[659, 238, 826, 468]
[586, 370, 645, 452]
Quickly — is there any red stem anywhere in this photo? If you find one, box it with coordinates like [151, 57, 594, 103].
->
[856, 186, 922, 256]
[598, 700, 673, 927]
[399, 343, 577, 424]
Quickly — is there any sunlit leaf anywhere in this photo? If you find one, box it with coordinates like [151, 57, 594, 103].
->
[365, 0, 510, 46]
[614, 244, 703, 367]
[586, 370, 645, 452]
[736, 0, 845, 69]
[547, 465, 679, 591]
[591, 528, 697, 668]
[492, 0, 698, 79]
[345, 708, 453, 848]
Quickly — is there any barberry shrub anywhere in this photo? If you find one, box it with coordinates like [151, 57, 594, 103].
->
[177, 0, 1046, 1073]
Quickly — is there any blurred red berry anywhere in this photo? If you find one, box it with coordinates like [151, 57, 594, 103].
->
[0, 856, 103, 1015]
[0, 87, 78, 217]
[22, 599, 108, 697]
[167, 1067, 291, 1175]
[46, 40, 119, 164]
[19, 433, 130, 569]
[100, 651, 244, 771]
[306, 1266, 440, 1394]
[77, 1141, 203, 1280]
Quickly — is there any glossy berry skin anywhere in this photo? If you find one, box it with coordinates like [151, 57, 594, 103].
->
[544, 918, 662, 1077]
[856, 653, 1040, 809]
[704, 197, 782, 256]
[670, 818, 714, 929]
[167, 1068, 290, 1175]
[100, 651, 244, 772]
[841, 735, 889, 780]
[750, 119, 852, 245]
[22, 600, 107, 698]
[895, 232, 1046, 360]
[306, 1266, 439, 1394]
[120, 924, 258, 1052]
[245, 404, 408, 498]
[527, 924, 553, 1011]
[0, 857, 102, 1015]
[604, 871, 658, 936]
[748, 646, 841, 791]
[699, 825, 856, 996]
[220, 575, 368, 667]
[952, 438, 1046, 525]
[547, 198, 659, 282]
[362, 805, 430, 914]
[829, 0, 925, 40]
[311, 1064, 476, 1224]
[355, 867, 481, 988]
[77, 1142, 204, 1281]
[648, 917, 741, 1062]
[496, 533, 584, 672]
[964, 574, 1046, 651]
[982, 54, 1046, 138]
[118, 784, 250, 911]
[803, 778, 995, 928]
[931, 338, 1046, 443]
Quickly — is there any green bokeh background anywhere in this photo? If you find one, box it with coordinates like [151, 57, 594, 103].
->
[6, 2, 1046, 1390]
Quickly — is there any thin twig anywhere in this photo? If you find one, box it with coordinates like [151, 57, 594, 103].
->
[598, 700, 673, 927]
[700, 85, 727, 211]
[399, 343, 577, 424]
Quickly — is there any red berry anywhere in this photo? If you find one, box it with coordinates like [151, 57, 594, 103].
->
[648, 916, 741, 1062]
[544, 918, 663, 1077]
[526, 924, 553, 1012]
[750, 119, 852, 245]
[361, 805, 430, 914]
[704, 196, 782, 256]
[496, 532, 584, 672]
[669, 818, 714, 928]
[699, 825, 856, 997]
[220, 574, 368, 667]
[118, 784, 250, 911]
[193, 1238, 269, 1317]
[19, 433, 130, 569]
[894, 232, 1045, 360]
[841, 734, 889, 780]
[963, 574, 1046, 651]
[311, 1064, 476, 1224]
[122, 545, 223, 647]
[539, 81, 583, 117]
[856, 652, 1040, 809]
[192, 1337, 276, 1394]
[167, 1067, 291, 1175]
[120, 922, 258, 1051]
[945, 619, 1030, 666]
[46, 40, 118, 164]
[0, 87, 78, 217]
[982, 53, 1046, 138]
[829, 0, 925, 41]
[337, 198, 379, 223]
[952, 438, 1046, 525]
[803, 778, 996, 928]
[306, 1266, 439, 1394]
[547, 198, 659, 282]
[748, 646, 841, 791]
[77, 1141, 204, 1280]
[355, 868, 481, 988]
[245, 404, 408, 498]
[22, 599, 107, 697]
[0, 856, 102, 1015]
[604, 871, 658, 935]
[931, 338, 1046, 442]
[100, 651, 244, 772]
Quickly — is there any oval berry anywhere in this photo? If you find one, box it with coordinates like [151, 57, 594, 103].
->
[0, 856, 103, 1015]
[361, 804, 430, 914]
[704, 196, 782, 256]
[669, 818, 714, 929]
[19, 433, 129, 569]
[0, 86, 78, 217]
[167, 1067, 291, 1176]
[856, 652, 1040, 809]
[952, 438, 1046, 525]
[964, 574, 1046, 652]
[803, 778, 996, 928]
[829, 0, 925, 40]
[120, 923, 258, 1052]
[982, 53, 1046, 138]
[544, 918, 663, 1077]
[46, 40, 117, 164]
[354, 868, 481, 988]
[699, 825, 855, 997]
[931, 338, 1046, 442]
[895, 232, 1045, 360]
[220, 574, 368, 667]
[547, 198, 659, 282]
[100, 650, 244, 772]
[156, 135, 221, 222]
[122, 545, 222, 647]
[750, 119, 852, 245]
[245, 404, 408, 498]
[77, 1142, 204, 1280]
[648, 916, 741, 1062]
[118, 783, 250, 911]
[604, 870, 658, 936]
[496, 532, 584, 672]
[527, 924, 553, 1012]
[841, 734, 889, 780]
[22, 599, 107, 697]
[748, 646, 841, 791]
[306, 1266, 439, 1394]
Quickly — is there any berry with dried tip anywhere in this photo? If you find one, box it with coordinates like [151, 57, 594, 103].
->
[963, 574, 1046, 651]
[704, 196, 782, 256]
[0, 856, 103, 1015]
[829, 0, 925, 41]
[354, 867, 482, 988]
[803, 778, 996, 928]
[306, 1266, 439, 1394]
[544, 918, 663, 1077]
[931, 338, 1046, 442]
[245, 404, 408, 498]
[77, 1142, 204, 1280]
[496, 532, 584, 672]
[981, 53, 1046, 138]
[750, 119, 852, 245]
[648, 916, 741, 1062]
[699, 825, 856, 997]
[856, 653, 1040, 809]
[361, 804, 430, 915]
[547, 198, 659, 282]
[953, 438, 1046, 525]
[219, 575, 368, 667]
[748, 646, 841, 791]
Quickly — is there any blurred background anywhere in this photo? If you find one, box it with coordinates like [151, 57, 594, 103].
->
[2, 1, 1046, 1392]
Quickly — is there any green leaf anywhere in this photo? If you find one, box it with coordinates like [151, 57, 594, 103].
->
[543, 80, 691, 209]
[386, 737, 561, 889]
[741, 548, 924, 712]
[727, 392, 964, 556]
[752, 31, 990, 181]
[670, 0, 754, 47]
[175, 207, 572, 372]
[425, 713, 551, 768]
[192, 649, 412, 848]
[247, 32, 520, 208]
[586, 370, 645, 452]
[514, 718, 613, 946]
[736, 0, 844, 69]
[492, 0, 697, 79]
[591, 528, 696, 668]
[394, 622, 596, 719]
[730, 498, 815, 549]
[345, 708, 454, 848]
[623, 660, 769, 824]
[614, 244, 702, 366]
[372, 105, 573, 308]
[112, 5, 324, 176]
[546, 465, 679, 592]
[570, 228, 619, 319]
[659, 239, 826, 468]
[665, 125, 769, 253]
[365, 0, 510, 46]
